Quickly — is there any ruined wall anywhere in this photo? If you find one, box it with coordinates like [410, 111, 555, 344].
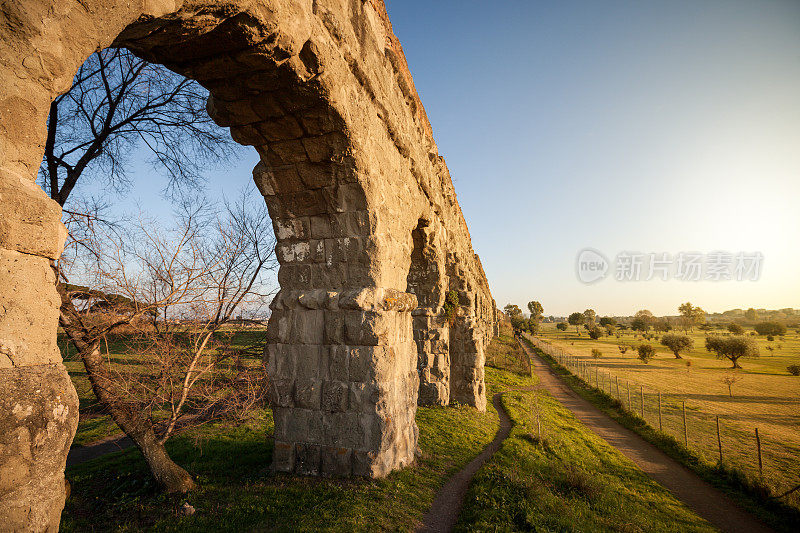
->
[0, 1, 495, 529]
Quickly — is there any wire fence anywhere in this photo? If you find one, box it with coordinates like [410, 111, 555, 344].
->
[524, 334, 800, 510]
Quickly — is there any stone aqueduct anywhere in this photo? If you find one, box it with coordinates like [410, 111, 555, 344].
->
[0, 1, 497, 529]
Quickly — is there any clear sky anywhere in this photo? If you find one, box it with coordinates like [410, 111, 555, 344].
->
[77, 0, 800, 318]
[383, 0, 800, 317]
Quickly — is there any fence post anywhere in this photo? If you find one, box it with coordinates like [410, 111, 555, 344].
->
[682, 400, 688, 448]
[627, 382, 631, 408]
[616, 376, 619, 399]
[716, 415, 723, 464]
[755, 428, 763, 481]
[658, 392, 662, 432]
[640, 385, 644, 419]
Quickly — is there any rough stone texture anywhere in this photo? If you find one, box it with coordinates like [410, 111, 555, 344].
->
[0, 1, 497, 527]
[0, 364, 79, 532]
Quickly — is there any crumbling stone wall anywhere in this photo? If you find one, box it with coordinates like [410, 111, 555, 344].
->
[0, 1, 496, 529]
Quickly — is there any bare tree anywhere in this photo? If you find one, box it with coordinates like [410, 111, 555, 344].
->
[41, 47, 266, 493]
[57, 192, 277, 492]
[40, 47, 235, 206]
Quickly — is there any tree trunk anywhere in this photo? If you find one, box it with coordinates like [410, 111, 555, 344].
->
[55, 279, 195, 493]
[674, 352, 682, 359]
[135, 428, 196, 493]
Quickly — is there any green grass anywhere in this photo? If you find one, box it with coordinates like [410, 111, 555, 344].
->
[485, 321, 531, 376]
[522, 335, 800, 533]
[458, 335, 715, 533]
[63, 328, 721, 531]
[62, 396, 498, 531]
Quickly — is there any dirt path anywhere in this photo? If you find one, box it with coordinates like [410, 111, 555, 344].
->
[67, 434, 134, 467]
[521, 336, 774, 533]
[417, 391, 519, 533]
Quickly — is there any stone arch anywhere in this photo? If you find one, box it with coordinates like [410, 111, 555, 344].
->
[0, 1, 497, 529]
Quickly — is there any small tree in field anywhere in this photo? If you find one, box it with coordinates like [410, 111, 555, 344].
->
[637, 344, 655, 364]
[591, 348, 602, 358]
[527, 301, 544, 321]
[568, 312, 585, 334]
[721, 375, 740, 397]
[727, 323, 744, 335]
[59, 194, 276, 492]
[660, 333, 694, 359]
[618, 345, 628, 354]
[587, 326, 603, 340]
[556, 322, 568, 333]
[705, 336, 759, 369]
[631, 317, 649, 333]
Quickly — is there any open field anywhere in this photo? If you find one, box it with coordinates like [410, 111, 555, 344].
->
[62, 328, 716, 531]
[534, 322, 800, 509]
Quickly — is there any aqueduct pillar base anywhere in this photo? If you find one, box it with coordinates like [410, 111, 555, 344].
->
[265, 288, 419, 476]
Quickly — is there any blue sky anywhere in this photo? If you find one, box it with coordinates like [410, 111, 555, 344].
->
[383, 0, 800, 316]
[77, 0, 800, 317]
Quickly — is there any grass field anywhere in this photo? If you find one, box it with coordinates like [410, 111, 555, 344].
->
[534, 322, 800, 510]
[62, 326, 717, 531]
[61, 329, 268, 446]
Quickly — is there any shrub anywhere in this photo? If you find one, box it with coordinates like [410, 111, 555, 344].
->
[556, 322, 568, 332]
[443, 290, 459, 325]
[788, 365, 800, 376]
[727, 323, 744, 335]
[587, 327, 603, 340]
[637, 344, 655, 363]
[591, 348, 602, 358]
[618, 345, 628, 354]
[766, 335, 774, 342]
[754, 321, 787, 336]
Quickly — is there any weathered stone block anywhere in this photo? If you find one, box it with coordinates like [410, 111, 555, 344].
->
[352, 450, 379, 478]
[294, 379, 322, 410]
[296, 161, 334, 189]
[321, 446, 352, 477]
[323, 311, 345, 344]
[0, 250, 62, 367]
[0, 173, 66, 260]
[347, 345, 374, 383]
[323, 412, 362, 448]
[295, 443, 321, 475]
[267, 378, 294, 408]
[273, 441, 295, 473]
[290, 309, 324, 344]
[0, 364, 79, 529]
[321, 380, 349, 412]
[255, 115, 304, 141]
[326, 345, 348, 381]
